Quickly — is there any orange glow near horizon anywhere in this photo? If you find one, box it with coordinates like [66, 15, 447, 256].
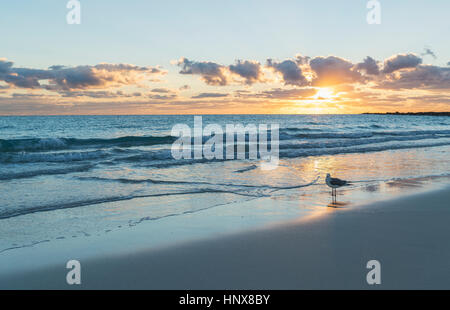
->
[1, 83, 449, 115]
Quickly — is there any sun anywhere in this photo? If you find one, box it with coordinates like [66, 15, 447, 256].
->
[314, 88, 335, 100]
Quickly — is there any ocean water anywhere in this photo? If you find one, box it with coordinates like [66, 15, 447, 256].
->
[1, 115, 450, 253]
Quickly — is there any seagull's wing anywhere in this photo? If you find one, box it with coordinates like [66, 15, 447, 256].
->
[330, 177, 348, 186]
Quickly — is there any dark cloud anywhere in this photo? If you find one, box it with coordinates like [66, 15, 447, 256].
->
[151, 88, 172, 93]
[236, 88, 316, 100]
[355, 56, 380, 75]
[378, 65, 450, 90]
[59, 90, 143, 98]
[228, 60, 263, 84]
[179, 84, 191, 91]
[0, 59, 164, 91]
[0, 64, 48, 88]
[294, 54, 310, 65]
[259, 88, 316, 99]
[310, 56, 362, 86]
[147, 93, 178, 100]
[177, 57, 227, 86]
[382, 53, 422, 74]
[406, 94, 450, 103]
[60, 90, 116, 98]
[48, 65, 66, 70]
[191, 92, 229, 99]
[0, 59, 13, 73]
[421, 48, 437, 60]
[11, 93, 48, 98]
[266, 59, 307, 86]
[48, 64, 162, 90]
[177, 58, 265, 86]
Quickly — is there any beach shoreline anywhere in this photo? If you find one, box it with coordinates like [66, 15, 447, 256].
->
[1, 181, 450, 290]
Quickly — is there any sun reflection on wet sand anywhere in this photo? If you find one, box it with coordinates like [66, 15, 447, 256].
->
[250, 145, 450, 225]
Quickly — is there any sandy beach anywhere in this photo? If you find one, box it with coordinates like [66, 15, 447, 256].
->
[2, 183, 450, 290]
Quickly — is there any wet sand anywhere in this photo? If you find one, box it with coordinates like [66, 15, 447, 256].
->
[2, 184, 450, 289]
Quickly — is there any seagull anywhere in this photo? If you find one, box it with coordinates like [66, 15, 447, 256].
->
[325, 173, 350, 201]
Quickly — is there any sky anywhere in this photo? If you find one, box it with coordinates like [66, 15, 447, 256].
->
[0, 0, 449, 115]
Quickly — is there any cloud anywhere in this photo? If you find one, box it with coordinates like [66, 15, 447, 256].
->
[266, 59, 307, 86]
[147, 93, 178, 100]
[0, 59, 164, 91]
[382, 53, 422, 74]
[191, 92, 229, 99]
[179, 84, 191, 91]
[11, 93, 48, 99]
[177, 58, 264, 86]
[421, 48, 437, 60]
[47, 64, 163, 90]
[228, 60, 263, 84]
[151, 88, 172, 93]
[3, 51, 450, 115]
[236, 88, 316, 100]
[174, 53, 445, 92]
[0, 59, 13, 73]
[177, 57, 228, 86]
[59, 90, 143, 98]
[310, 56, 362, 86]
[0, 62, 48, 88]
[355, 56, 380, 75]
[378, 65, 450, 90]
[294, 54, 310, 65]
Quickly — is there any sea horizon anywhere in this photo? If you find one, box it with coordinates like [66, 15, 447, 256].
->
[1, 111, 450, 117]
